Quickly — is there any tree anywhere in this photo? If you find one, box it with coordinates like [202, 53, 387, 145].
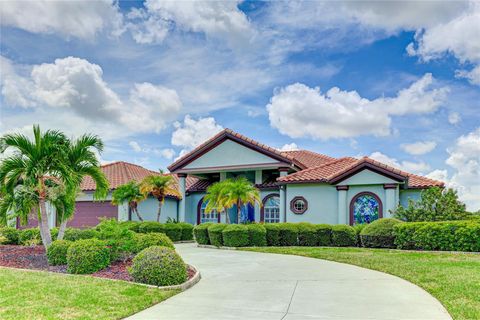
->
[112, 181, 145, 221]
[56, 134, 109, 240]
[0, 125, 70, 248]
[204, 180, 232, 224]
[394, 187, 467, 222]
[205, 177, 261, 224]
[140, 175, 179, 222]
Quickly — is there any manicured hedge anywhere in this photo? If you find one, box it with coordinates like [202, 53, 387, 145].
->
[247, 224, 267, 246]
[222, 224, 249, 247]
[67, 239, 110, 274]
[360, 218, 403, 248]
[193, 223, 214, 245]
[164, 223, 183, 242]
[138, 221, 165, 234]
[297, 223, 318, 246]
[47, 240, 72, 265]
[0, 227, 20, 245]
[331, 225, 356, 247]
[316, 224, 332, 246]
[352, 224, 366, 247]
[394, 220, 480, 252]
[178, 222, 194, 241]
[208, 224, 228, 247]
[264, 224, 280, 246]
[278, 223, 298, 246]
[63, 228, 98, 241]
[125, 221, 194, 242]
[131, 232, 174, 254]
[19, 228, 41, 245]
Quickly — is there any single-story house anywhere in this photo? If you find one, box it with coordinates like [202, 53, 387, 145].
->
[21, 128, 444, 228]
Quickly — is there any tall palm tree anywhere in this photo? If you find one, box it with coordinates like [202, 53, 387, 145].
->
[56, 134, 109, 240]
[204, 180, 232, 224]
[0, 125, 70, 248]
[205, 177, 261, 224]
[112, 181, 145, 221]
[140, 175, 179, 222]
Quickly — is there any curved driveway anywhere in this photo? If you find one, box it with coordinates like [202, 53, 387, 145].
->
[127, 243, 451, 320]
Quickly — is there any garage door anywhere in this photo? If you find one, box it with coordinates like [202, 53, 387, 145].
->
[69, 201, 118, 228]
[17, 210, 39, 229]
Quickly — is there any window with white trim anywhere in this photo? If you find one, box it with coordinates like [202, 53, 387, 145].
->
[200, 200, 219, 223]
[263, 196, 280, 223]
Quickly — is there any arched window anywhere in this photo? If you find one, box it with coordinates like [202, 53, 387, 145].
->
[197, 198, 220, 224]
[261, 194, 280, 223]
[350, 192, 383, 225]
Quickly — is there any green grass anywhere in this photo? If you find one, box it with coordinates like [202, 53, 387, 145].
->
[0, 267, 179, 320]
[242, 247, 480, 320]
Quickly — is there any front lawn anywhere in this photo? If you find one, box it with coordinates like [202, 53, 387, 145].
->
[242, 247, 480, 320]
[0, 267, 178, 320]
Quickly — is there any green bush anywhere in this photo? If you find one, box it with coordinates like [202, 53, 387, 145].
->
[247, 224, 267, 246]
[394, 220, 480, 252]
[264, 223, 280, 246]
[19, 228, 41, 245]
[207, 224, 228, 247]
[67, 239, 110, 274]
[297, 223, 318, 246]
[360, 218, 403, 248]
[178, 222, 194, 241]
[316, 224, 332, 246]
[121, 221, 141, 232]
[331, 225, 356, 247]
[131, 232, 174, 254]
[0, 227, 20, 244]
[193, 223, 213, 245]
[138, 221, 165, 234]
[50, 227, 59, 241]
[163, 223, 183, 242]
[278, 223, 298, 246]
[63, 228, 98, 241]
[129, 246, 187, 286]
[352, 224, 367, 246]
[47, 240, 72, 265]
[222, 224, 249, 247]
[94, 219, 136, 260]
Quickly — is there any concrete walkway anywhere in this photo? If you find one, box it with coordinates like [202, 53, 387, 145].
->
[127, 243, 451, 320]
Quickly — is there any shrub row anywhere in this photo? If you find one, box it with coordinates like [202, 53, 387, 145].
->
[124, 221, 194, 241]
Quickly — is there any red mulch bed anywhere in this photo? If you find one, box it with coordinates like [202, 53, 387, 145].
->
[0, 245, 196, 284]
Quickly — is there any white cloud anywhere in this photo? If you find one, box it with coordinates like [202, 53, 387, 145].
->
[129, 141, 142, 152]
[0, 0, 123, 40]
[267, 74, 448, 140]
[448, 112, 462, 125]
[155, 148, 175, 160]
[0, 57, 36, 108]
[401, 141, 437, 155]
[128, 141, 175, 161]
[279, 143, 299, 151]
[171, 115, 224, 155]
[369, 152, 431, 174]
[455, 65, 480, 86]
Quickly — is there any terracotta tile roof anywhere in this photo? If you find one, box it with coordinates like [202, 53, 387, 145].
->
[168, 128, 305, 172]
[278, 156, 444, 189]
[185, 178, 212, 192]
[81, 161, 181, 198]
[281, 150, 336, 168]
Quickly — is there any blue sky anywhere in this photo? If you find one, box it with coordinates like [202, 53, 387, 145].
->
[0, 1, 479, 210]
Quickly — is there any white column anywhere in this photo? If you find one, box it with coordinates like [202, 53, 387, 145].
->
[336, 186, 349, 225]
[118, 203, 129, 221]
[384, 184, 397, 218]
[220, 172, 227, 181]
[279, 168, 289, 222]
[178, 174, 187, 222]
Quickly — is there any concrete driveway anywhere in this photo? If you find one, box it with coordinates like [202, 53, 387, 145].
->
[127, 243, 451, 320]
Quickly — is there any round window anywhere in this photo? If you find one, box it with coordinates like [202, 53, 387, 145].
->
[290, 196, 308, 214]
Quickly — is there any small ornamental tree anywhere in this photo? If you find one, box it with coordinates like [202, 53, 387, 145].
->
[394, 187, 467, 222]
[112, 181, 145, 221]
[140, 175, 179, 222]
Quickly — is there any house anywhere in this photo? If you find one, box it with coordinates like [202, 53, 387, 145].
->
[20, 128, 444, 228]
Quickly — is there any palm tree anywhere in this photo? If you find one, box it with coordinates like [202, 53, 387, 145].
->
[140, 175, 179, 222]
[204, 180, 232, 224]
[0, 125, 70, 248]
[56, 134, 109, 240]
[205, 177, 261, 224]
[112, 181, 145, 221]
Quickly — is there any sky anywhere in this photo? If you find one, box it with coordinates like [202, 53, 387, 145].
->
[0, 0, 479, 210]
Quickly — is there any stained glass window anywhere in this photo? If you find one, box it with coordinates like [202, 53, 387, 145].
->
[352, 194, 380, 225]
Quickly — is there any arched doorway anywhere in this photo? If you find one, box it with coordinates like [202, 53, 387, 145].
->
[197, 197, 221, 224]
[349, 192, 383, 225]
[261, 193, 280, 223]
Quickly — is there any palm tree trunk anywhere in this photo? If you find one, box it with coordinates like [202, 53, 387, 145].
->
[131, 202, 143, 221]
[224, 207, 230, 224]
[57, 219, 68, 240]
[39, 199, 52, 248]
[156, 202, 162, 222]
[237, 200, 241, 224]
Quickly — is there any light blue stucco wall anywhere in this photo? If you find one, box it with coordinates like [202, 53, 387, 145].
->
[286, 184, 338, 224]
[184, 139, 280, 169]
[399, 189, 422, 207]
[133, 197, 178, 223]
[185, 192, 205, 225]
[341, 170, 398, 185]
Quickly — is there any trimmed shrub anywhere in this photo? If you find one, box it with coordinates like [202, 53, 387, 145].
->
[164, 223, 183, 242]
[264, 224, 280, 246]
[193, 223, 213, 245]
[207, 224, 228, 247]
[121, 221, 141, 232]
[63, 228, 98, 241]
[0, 236, 8, 244]
[297, 223, 318, 246]
[129, 246, 187, 286]
[47, 240, 72, 265]
[394, 222, 423, 249]
[19, 228, 41, 245]
[316, 224, 332, 246]
[222, 224, 249, 247]
[95, 220, 136, 261]
[0, 227, 20, 245]
[353, 224, 367, 247]
[331, 225, 356, 247]
[360, 218, 403, 248]
[50, 227, 59, 241]
[67, 238, 110, 274]
[178, 222, 194, 241]
[138, 221, 165, 234]
[131, 232, 174, 254]
[247, 224, 267, 246]
[278, 223, 298, 246]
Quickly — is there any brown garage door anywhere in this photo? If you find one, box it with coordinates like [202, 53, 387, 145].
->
[68, 201, 118, 228]
[17, 210, 39, 229]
